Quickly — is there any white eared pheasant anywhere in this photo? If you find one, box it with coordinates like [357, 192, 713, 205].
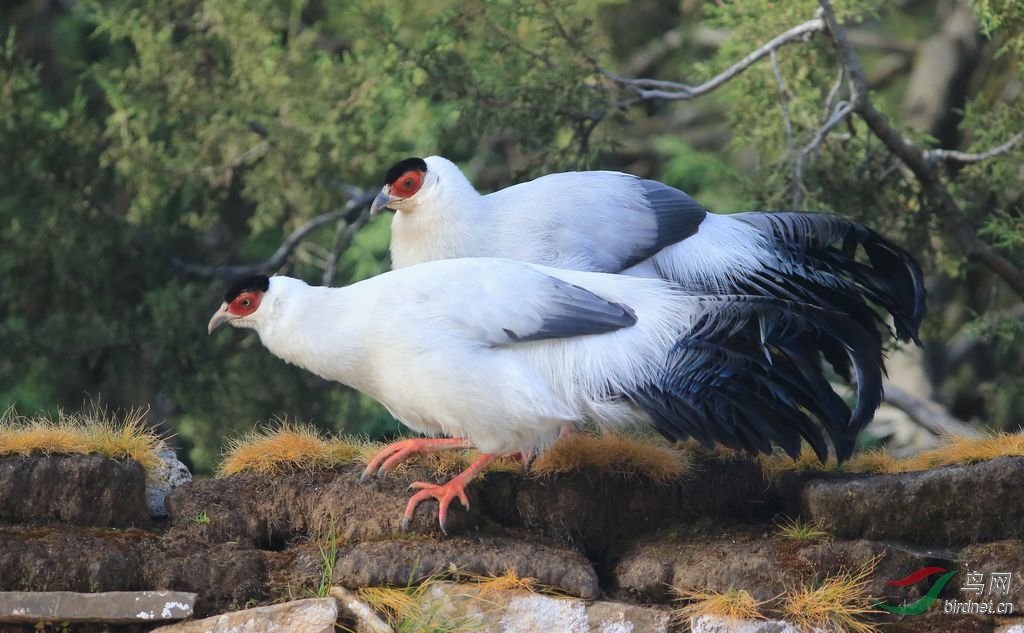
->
[210, 258, 888, 531]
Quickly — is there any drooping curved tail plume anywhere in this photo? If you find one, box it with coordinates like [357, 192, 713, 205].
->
[733, 211, 926, 343]
[631, 295, 888, 462]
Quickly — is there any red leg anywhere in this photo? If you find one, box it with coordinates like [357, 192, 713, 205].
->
[402, 453, 497, 533]
[361, 437, 474, 481]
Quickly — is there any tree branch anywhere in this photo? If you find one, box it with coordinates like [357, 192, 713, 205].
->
[617, 24, 911, 80]
[793, 100, 854, 206]
[818, 0, 1024, 297]
[609, 18, 825, 102]
[173, 190, 376, 279]
[790, 65, 854, 206]
[924, 131, 1024, 165]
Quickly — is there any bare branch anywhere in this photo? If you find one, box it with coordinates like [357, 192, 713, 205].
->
[791, 64, 852, 206]
[822, 65, 845, 119]
[792, 100, 855, 206]
[819, 0, 1024, 297]
[609, 18, 825, 102]
[883, 381, 981, 438]
[924, 131, 1024, 165]
[618, 24, 909, 80]
[173, 190, 376, 279]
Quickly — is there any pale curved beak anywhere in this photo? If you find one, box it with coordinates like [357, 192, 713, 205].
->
[369, 189, 395, 216]
[207, 303, 233, 335]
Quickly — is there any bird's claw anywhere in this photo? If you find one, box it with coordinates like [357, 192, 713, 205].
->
[401, 479, 471, 535]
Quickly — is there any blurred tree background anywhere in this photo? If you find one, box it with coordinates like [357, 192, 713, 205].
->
[1, 0, 1020, 474]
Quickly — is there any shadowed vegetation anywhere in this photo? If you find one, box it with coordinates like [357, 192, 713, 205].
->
[775, 517, 832, 543]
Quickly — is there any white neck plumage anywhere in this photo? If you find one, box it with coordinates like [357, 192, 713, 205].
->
[251, 279, 369, 389]
[389, 161, 485, 268]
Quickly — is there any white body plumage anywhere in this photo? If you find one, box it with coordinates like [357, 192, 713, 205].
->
[225, 259, 698, 456]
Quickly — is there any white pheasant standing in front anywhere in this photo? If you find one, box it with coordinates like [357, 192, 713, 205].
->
[209, 256, 888, 532]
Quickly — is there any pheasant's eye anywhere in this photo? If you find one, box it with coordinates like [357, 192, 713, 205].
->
[230, 291, 262, 316]
[391, 169, 424, 198]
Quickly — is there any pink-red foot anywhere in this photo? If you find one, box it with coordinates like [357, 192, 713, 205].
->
[400, 453, 497, 533]
[401, 479, 471, 533]
[360, 437, 473, 481]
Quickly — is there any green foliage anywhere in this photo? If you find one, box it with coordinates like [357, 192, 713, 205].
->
[699, 0, 1022, 430]
[2, 0, 1022, 473]
[348, 0, 619, 173]
[973, 0, 1024, 56]
[88, 0, 396, 232]
[961, 102, 1024, 259]
[0, 0, 623, 473]
[653, 137, 757, 213]
[0, 29, 158, 413]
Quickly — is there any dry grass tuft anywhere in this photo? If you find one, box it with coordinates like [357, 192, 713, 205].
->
[0, 412, 89, 456]
[353, 440, 388, 469]
[634, 432, 1024, 479]
[463, 568, 537, 598]
[775, 517, 831, 542]
[827, 433, 1024, 477]
[782, 558, 881, 633]
[356, 569, 533, 633]
[672, 587, 769, 624]
[219, 423, 365, 476]
[357, 585, 426, 630]
[842, 450, 908, 475]
[329, 437, 365, 465]
[0, 407, 162, 469]
[221, 429, 522, 480]
[531, 432, 691, 483]
[85, 408, 163, 469]
[904, 433, 1024, 471]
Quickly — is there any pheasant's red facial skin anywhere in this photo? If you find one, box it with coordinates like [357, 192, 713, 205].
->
[227, 291, 263, 317]
[391, 169, 424, 199]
